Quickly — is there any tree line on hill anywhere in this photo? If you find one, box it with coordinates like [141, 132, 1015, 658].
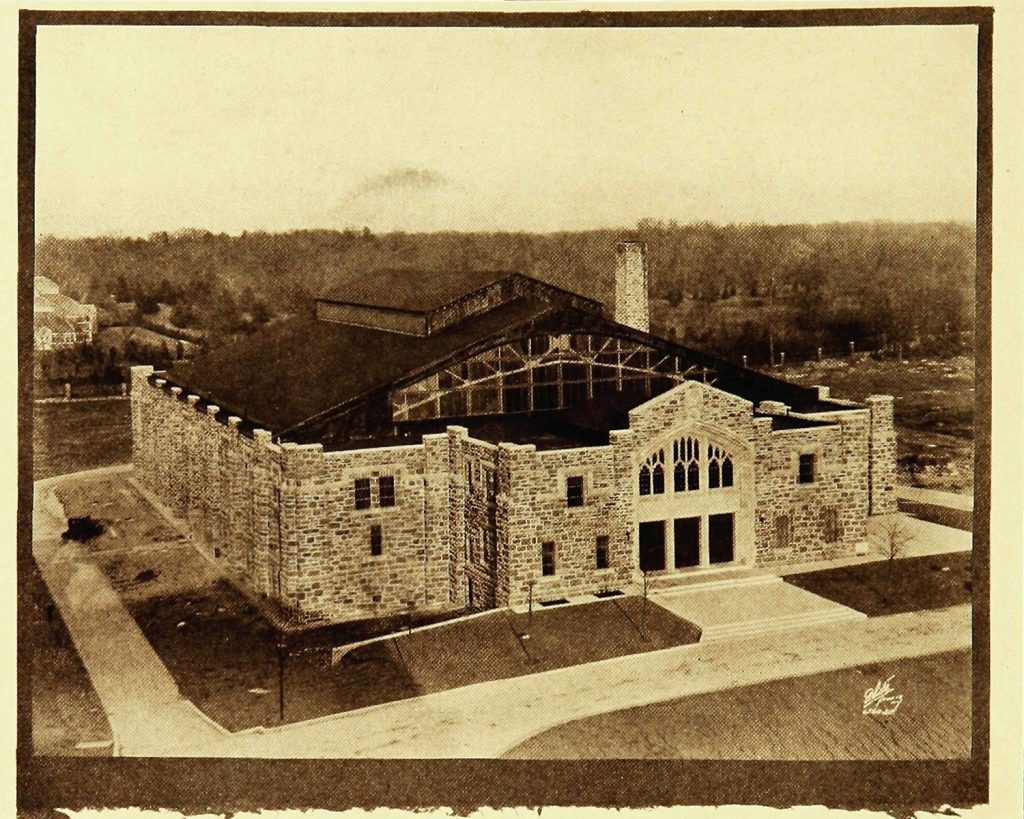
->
[35, 221, 975, 363]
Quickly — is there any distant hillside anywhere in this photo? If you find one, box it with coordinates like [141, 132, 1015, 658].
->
[35, 221, 975, 363]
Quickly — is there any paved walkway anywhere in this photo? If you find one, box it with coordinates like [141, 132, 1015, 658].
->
[897, 485, 974, 512]
[34, 469, 972, 758]
[33, 479, 229, 756]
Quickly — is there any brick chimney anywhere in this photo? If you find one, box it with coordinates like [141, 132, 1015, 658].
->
[614, 240, 650, 333]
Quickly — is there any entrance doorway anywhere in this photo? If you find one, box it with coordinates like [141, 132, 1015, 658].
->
[674, 517, 700, 568]
[638, 521, 666, 572]
[709, 513, 735, 564]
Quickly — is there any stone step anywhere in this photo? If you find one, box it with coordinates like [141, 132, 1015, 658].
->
[651, 572, 782, 596]
[700, 605, 867, 642]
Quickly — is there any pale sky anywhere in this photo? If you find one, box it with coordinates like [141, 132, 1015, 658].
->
[35, 24, 978, 237]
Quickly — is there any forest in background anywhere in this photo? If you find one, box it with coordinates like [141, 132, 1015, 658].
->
[34, 220, 975, 364]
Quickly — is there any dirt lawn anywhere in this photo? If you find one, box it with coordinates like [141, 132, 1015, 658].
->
[505, 649, 970, 759]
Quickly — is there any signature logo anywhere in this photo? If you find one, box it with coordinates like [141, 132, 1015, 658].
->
[863, 674, 903, 715]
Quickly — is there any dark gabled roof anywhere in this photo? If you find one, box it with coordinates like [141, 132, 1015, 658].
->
[164, 296, 556, 431]
[319, 268, 514, 312]
[165, 269, 858, 438]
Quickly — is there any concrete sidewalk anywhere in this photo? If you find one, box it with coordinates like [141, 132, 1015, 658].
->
[32, 480, 229, 756]
[897, 485, 974, 512]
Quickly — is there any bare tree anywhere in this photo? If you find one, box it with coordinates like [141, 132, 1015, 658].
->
[873, 515, 916, 562]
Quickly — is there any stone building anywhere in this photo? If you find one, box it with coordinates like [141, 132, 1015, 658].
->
[130, 242, 897, 624]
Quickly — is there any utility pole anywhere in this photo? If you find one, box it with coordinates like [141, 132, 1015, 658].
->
[641, 569, 649, 641]
[527, 579, 535, 631]
[276, 633, 287, 723]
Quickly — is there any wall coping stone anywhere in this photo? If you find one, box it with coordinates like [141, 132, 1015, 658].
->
[322, 442, 423, 458]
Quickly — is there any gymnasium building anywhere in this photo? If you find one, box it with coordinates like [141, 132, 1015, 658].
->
[130, 241, 897, 623]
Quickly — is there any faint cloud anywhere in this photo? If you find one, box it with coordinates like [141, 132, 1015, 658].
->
[352, 166, 451, 198]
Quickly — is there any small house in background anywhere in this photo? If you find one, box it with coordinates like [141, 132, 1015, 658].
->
[34, 275, 98, 349]
[130, 242, 898, 626]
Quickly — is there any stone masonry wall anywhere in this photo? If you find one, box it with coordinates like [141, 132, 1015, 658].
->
[457, 433, 500, 609]
[752, 412, 869, 565]
[131, 366, 279, 600]
[131, 365, 460, 624]
[866, 394, 898, 515]
[500, 444, 630, 607]
[277, 440, 454, 622]
[132, 365, 897, 623]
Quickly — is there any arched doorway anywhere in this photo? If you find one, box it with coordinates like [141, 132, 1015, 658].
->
[634, 429, 752, 573]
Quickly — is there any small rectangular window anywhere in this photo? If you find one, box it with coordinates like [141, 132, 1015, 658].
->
[378, 475, 395, 507]
[566, 475, 584, 507]
[466, 462, 474, 489]
[369, 524, 383, 556]
[798, 453, 816, 484]
[542, 541, 556, 576]
[595, 535, 610, 569]
[775, 515, 791, 551]
[483, 467, 497, 502]
[354, 478, 371, 510]
[822, 506, 841, 543]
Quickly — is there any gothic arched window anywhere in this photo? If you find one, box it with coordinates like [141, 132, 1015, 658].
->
[673, 436, 700, 492]
[708, 443, 734, 490]
[639, 449, 666, 496]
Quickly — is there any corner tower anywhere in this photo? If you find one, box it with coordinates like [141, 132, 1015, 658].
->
[614, 239, 650, 333]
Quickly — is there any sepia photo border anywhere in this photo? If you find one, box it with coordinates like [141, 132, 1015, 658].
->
[16, 5, 994, 813]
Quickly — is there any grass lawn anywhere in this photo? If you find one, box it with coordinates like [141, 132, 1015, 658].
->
[783, 551, 972, 617]
[504, 649, 970, 759]
[28, 560, 113, 756]
[33, 399, 131, 479]
[781, 356, 974, 493]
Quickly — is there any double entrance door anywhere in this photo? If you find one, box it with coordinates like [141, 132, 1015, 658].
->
[638, 513, 735, 573]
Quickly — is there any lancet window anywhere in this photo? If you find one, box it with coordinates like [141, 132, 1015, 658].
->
[638, 448, 666, 496]
[673, 436, 701, 492]
[707, 443, 734, 489]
